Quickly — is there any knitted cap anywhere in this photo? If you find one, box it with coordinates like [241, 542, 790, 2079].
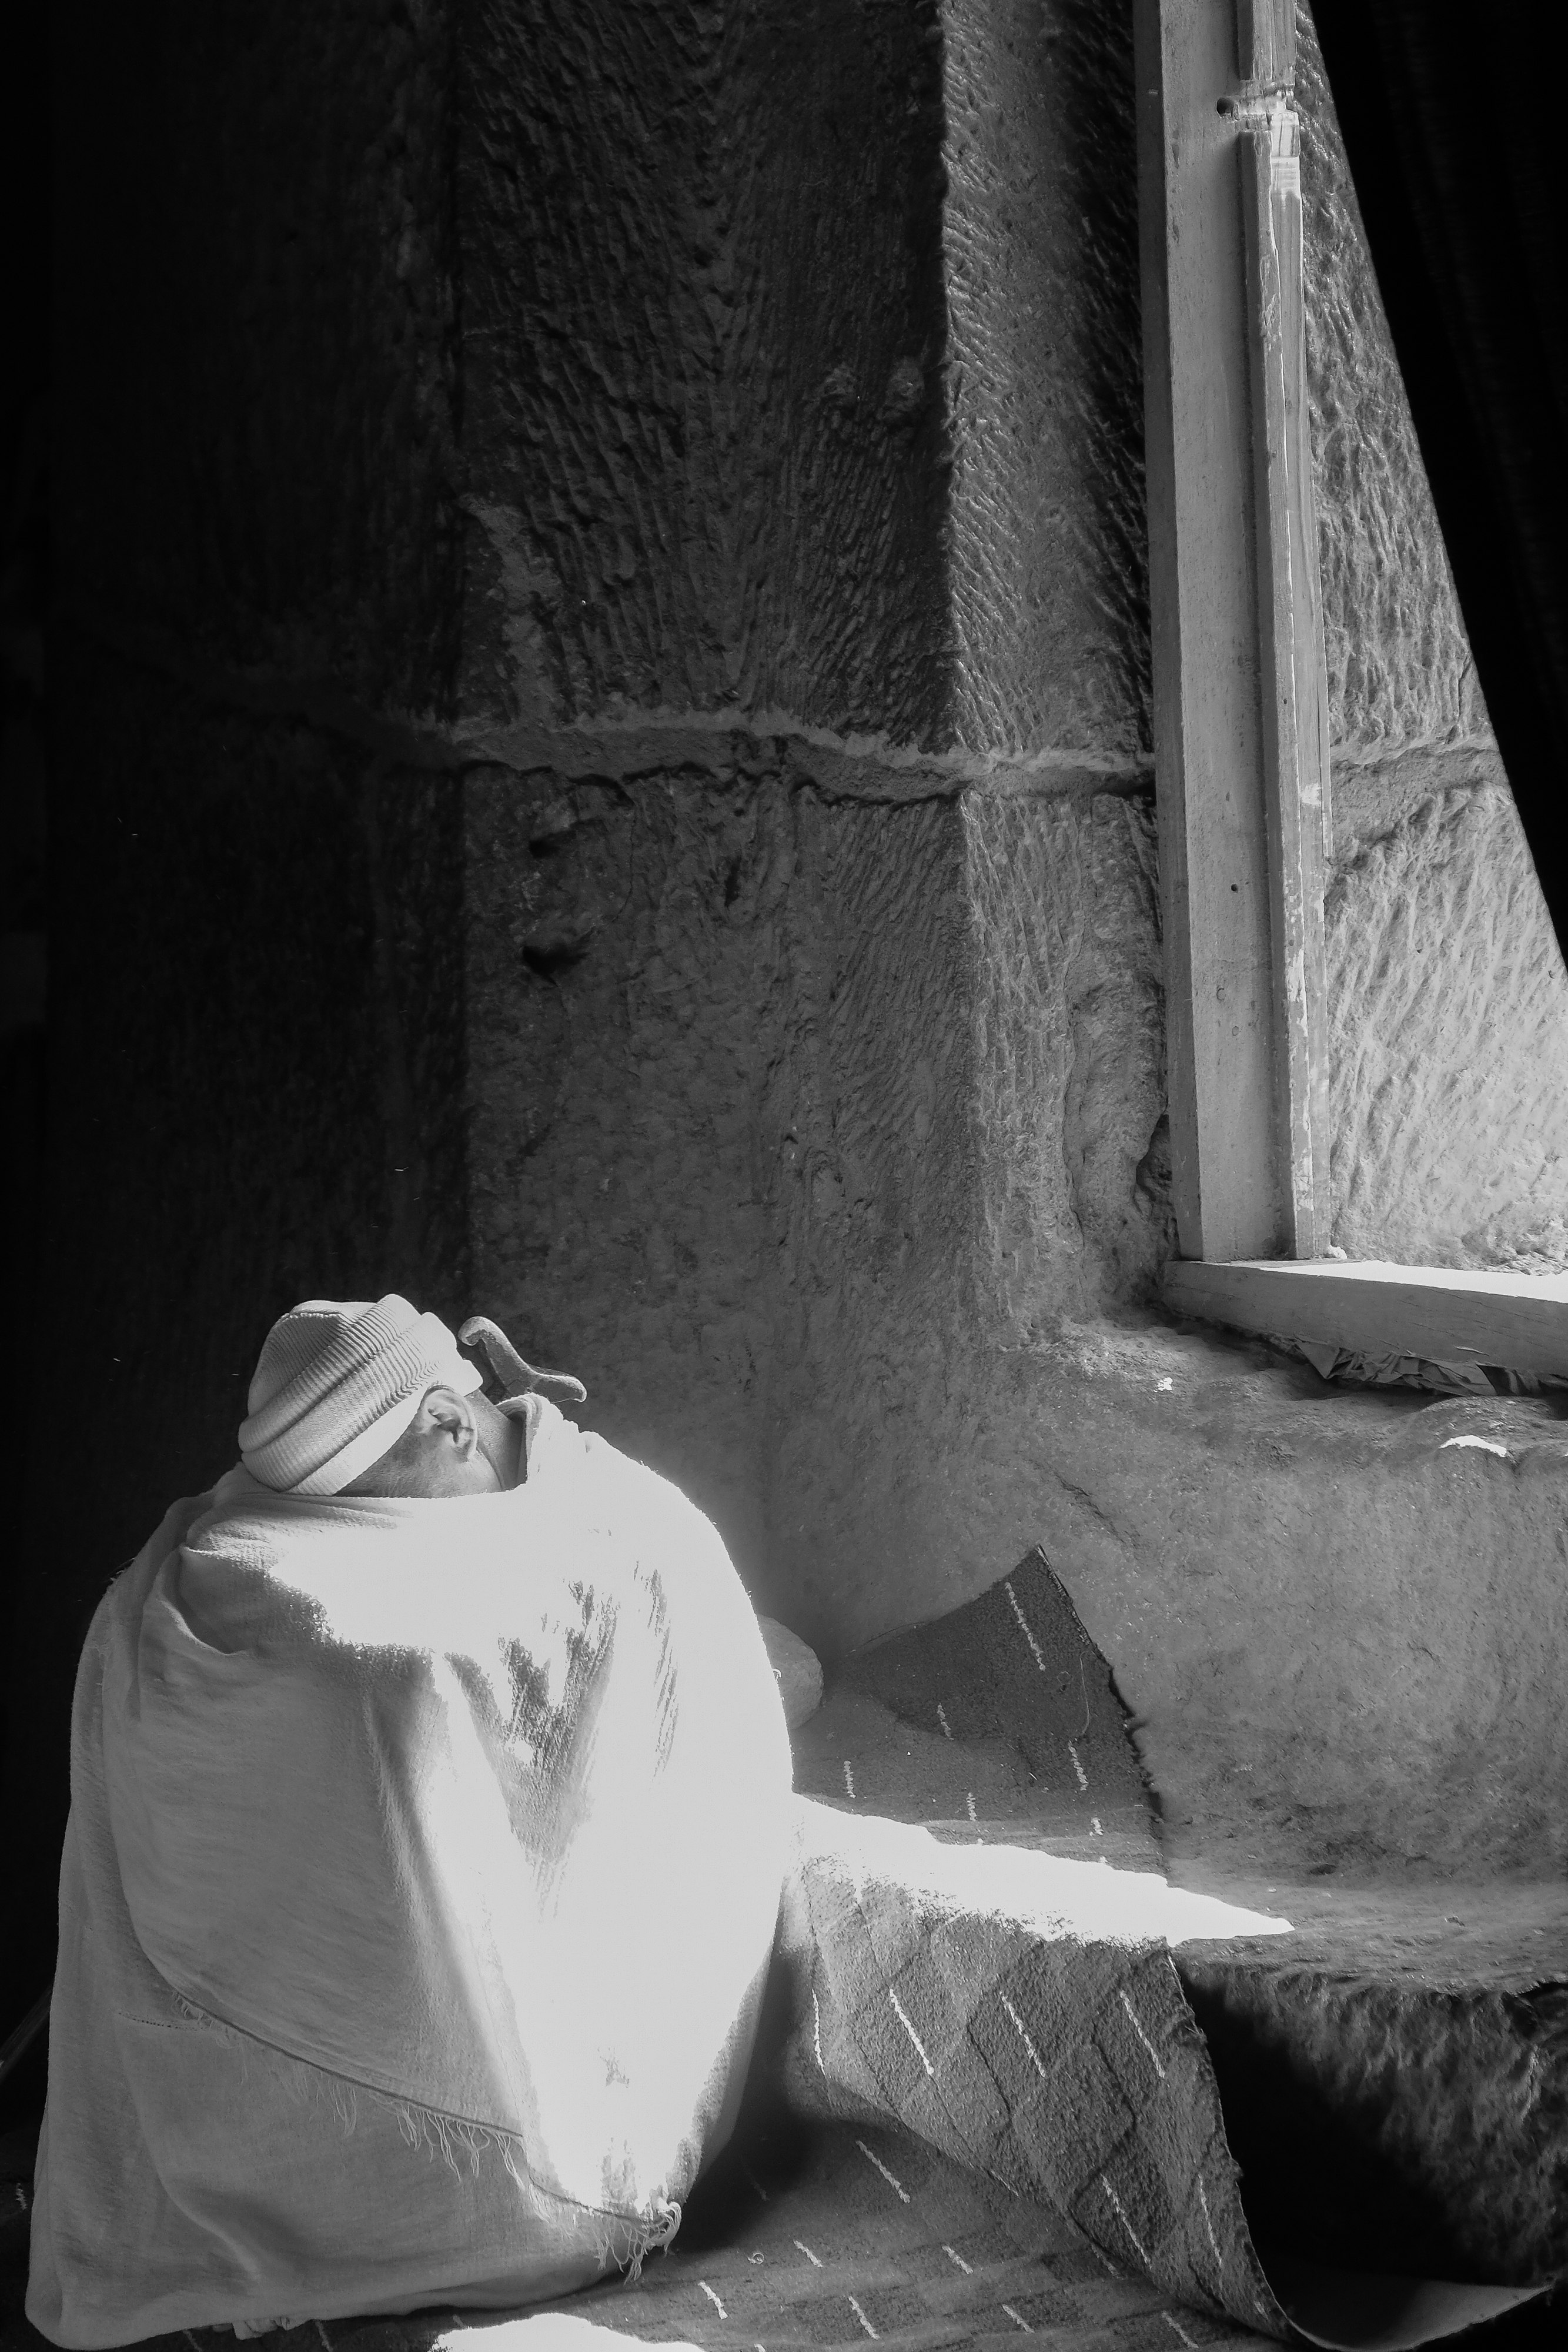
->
[239, 1295, 484, 1496]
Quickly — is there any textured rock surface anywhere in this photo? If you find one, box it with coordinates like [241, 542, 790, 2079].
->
[460, 0, 950, 739]
[1294, 1, 1568, 1265]
[964, 790, 1174, 1317]
[463, 754, 1177, 1569]
[942, 0, 1149, 757]
[1296, 7, 1488, 758]
[1328, 782, 1568, 1268]
[1181, 1960, 1568, 2281]
[460, 0, 1151, 761]
[465, 751, 977, 1586]
[451, 0, 1568, 1876]
[460, 732, 1568, 1876]
[762, 1332, 1568, 1880]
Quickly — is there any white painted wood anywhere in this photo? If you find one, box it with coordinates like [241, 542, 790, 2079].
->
[1239, 92, 1333, 1255]
[1234, 0, 1295, 88]
[1135, 0, 1282, 1263]
[1165, 1258, 1568, 1377]
[1136, 0, 1335, 1262]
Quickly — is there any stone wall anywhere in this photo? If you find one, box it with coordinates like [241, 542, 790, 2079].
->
[1297, 11, 1568, 1268]
[453, 0, 1168, 1584]
[451, 0, 1568, 1876]
[942, 0, 1150, 756]
[459, 0, 949, 737]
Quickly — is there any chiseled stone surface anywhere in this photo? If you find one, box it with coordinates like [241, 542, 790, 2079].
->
[1328, 781, 1568, 1268]
[464, 757, 1175, 1563]
[453, 1, 1568, 1875]
[460, 0, 950, 741]
[964, 788, 1174, 1316]
[1179, 1953, 1568, 2281]
[1295, 4, 1568, 1269]
[1297, 5, 1489, 759]
[466, 753, 978, 1585]
[460, 0, 1151, 759]
[764, 1329, 1568, 1883]
[942, 0, 1149, 758]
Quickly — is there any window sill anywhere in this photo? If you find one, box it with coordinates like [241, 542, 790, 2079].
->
[1163, 1258, 1568, 1379]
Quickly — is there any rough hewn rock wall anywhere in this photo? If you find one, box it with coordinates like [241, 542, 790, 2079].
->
[453, 0, 1568, 1876]
[942, 0, 1149, 757]
[1297, 5, 1568, 1267]
[454, 0, 1172, 1599]
[964, 790, 1172, 1318]
[1328, 779, 1568, 1269]
[466, 752, 977, 1605]
[1299, 28, 1482, 756]
[460, 0, 950, 739]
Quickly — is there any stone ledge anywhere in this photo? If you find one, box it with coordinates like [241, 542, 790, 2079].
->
[783, 1317, 1568, 1880]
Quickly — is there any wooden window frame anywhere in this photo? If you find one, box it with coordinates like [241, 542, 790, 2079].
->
[1134, 0, 1568, 1379]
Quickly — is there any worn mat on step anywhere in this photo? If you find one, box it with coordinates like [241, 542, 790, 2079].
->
[791, 1546, 1156, 1869]
[790, 1551, 1562, 2345]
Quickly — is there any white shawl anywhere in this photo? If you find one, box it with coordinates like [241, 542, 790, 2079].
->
[28, 1405, 792, 2347]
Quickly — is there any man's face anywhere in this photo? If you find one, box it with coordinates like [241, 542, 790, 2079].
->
[339, 1385, 522, 1498]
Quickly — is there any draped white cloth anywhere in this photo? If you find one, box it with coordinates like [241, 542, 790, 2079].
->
[28, 1405, 793, 2348]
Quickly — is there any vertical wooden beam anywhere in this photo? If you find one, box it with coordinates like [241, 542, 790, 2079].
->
[1134, 0, 1281, 1262]
[1235, 7, 1334, 1256]
[1234, 0, 1295, 87]
[1134, 0, 1333, 1261]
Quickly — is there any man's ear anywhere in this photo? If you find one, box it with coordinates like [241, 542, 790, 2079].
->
[417, 1385, 481, 1458]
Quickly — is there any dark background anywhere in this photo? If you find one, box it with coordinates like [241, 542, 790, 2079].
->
[3, 0, 53, 2060]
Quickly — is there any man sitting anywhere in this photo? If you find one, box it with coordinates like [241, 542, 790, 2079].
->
[29, 1297, 793, 2348]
